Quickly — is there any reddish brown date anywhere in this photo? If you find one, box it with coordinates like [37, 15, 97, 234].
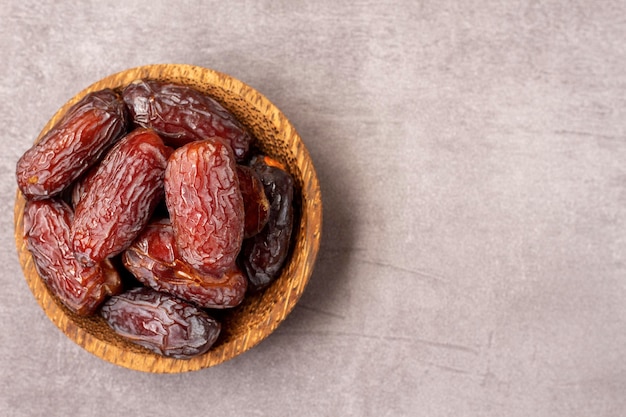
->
[123, 219, 247, 309]
[23, 199, 122, 315]
[122, 79, 253, 161]
[70, 164, 97, 208]
[240, 156, 295, 291]
[237, 165, 270, 238]
[100, 287, 221, 358]
[164, 139, 244, 276]
[71, 128, 172, 266]
[16, 89, 127, 200]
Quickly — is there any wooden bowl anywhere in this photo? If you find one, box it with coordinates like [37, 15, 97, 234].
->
[13, 64, 322, 373]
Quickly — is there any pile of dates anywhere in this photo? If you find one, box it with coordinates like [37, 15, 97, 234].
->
[16, 80, 295, 359]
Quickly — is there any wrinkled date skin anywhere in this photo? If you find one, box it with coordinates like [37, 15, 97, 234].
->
[240, 156, 295, 291]
[16, 89, 127, 200]
[100, 287, 221, 359]
[70, 164, 98, 208]
[122, 79, 253, 161]
[72, 128, 173, 266]
[237, 165, 270, 239]
[123, 219, 247, 309]
[23, 199, 122, 315]
[164, 139, 244, 276]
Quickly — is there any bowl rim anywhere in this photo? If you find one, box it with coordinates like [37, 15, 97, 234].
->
[14, 63, 322, 373]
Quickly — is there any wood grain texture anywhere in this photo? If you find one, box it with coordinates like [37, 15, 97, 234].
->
[13, 64, 322, 373]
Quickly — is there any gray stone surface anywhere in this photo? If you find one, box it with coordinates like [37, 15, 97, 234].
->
[2, 1, 626, 416]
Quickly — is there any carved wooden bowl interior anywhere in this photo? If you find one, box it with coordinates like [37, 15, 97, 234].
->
[13, 64, 322, 373]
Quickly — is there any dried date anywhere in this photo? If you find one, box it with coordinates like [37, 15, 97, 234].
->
[123, 219, 247, 309]
[71, 128, 172, 266]
[100, 287, 221, 358]
[70, 164, 97, 209]
[16, 89, 127, 200]
[240, 156, 295, 291]
[122, 79, 253, 161]
[23, 199, 122, 315]
[164, 139, 244, 276]
[237, 165, 270, 238]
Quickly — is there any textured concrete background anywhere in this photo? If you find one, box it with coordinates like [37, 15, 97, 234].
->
[2, 1, 625, 416]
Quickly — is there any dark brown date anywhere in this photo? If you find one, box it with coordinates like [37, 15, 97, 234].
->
[122, 79, 253, 161]
[240, 156, 295, 291]
[72, 128, 172, 266]
[164, 139, 244, 276]
[23, 199, 122, 315]
[237, 165, 270, 238]
[100, 287, 221, 358]
[16, 89, 127, 200]
[123, 219, 247, 309]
